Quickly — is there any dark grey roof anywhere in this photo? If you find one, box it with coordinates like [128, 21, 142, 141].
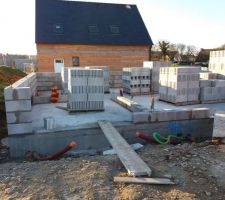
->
[35, 0, 153, 45]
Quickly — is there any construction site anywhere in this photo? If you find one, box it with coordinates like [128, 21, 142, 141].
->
[0, 0, 225, 199]
[1, 53, 225, 199]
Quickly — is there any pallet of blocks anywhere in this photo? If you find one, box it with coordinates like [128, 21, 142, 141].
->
[144, 61, 172, 93]
[67, 68, 104, 111]
[122, 67, 151, 95]
[159, 66, 201, 105]
[85, 66, 110, 93]
[200, 79, 225, 103]
[109, 71, 123, 88]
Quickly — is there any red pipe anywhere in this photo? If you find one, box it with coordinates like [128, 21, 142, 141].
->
[25, 141, 76, 161]
[136, 131, 158, 144]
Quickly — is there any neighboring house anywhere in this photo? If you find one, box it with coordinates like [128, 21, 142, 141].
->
[208, 50, 225, 78]
[180, 55, 196, 65]
[36, 0, 153, 72]
[4, 54, 29, 67]
[151, 51, 162, 61]
[0, 53, 6, 65]
[195, 48, 219, 66]
[13, 59, 37, 71]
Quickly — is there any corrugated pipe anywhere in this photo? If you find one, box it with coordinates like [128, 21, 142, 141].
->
[136, 131, 158, 144]
[25, 141, 76, 161]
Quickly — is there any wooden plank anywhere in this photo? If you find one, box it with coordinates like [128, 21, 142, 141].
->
[98, 121, 152, 177]
[111, 96, 143, 112]
[114, 177, 175, 185]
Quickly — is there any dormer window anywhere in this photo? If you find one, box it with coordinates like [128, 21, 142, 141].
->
[53, 24, 64, 34]
[110, 25, 120, 34]
[88, 25, 99, 34]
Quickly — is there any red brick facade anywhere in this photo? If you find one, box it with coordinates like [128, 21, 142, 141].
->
[37, 44, 151, 72]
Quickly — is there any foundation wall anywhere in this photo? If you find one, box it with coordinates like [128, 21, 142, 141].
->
[4, 73, 36, 135]
[4, 72, 63, 135]
[9, 118, 214, 157]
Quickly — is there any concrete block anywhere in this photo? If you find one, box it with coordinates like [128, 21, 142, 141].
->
[7, 123, 32, 135]
[199, 80, 212, 87]
[4, 87, 31, 100]
[192, 108, 210, 119]
[149, 110, 192, 122]
[88, 77, 104, 86]
[32, 96, 50, 104]
[36, 72, 61, 77]
[69, 94, 87, 102]
[44, 117, 55, 130]
[133, 112, 149, 124]
[86, 101, 104, 110]
[213, 113, 225, 137]
[149, 111, 175, 122]
[212, 80, 225, 87]
[5, 100, 31, 112]
[6, 112, 32, 124]
[88, 94, 104, 101]
[37, 81, 58, 87]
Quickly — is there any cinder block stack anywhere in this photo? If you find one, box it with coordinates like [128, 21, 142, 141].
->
[85, 66, 110, 93]
[109, 71, 123, 88]
[200, 72, 217, 80]
[144, 61, 171, 93]
[159, 67, 169, 101]
[200, 79, 225, 102]
[122, 67, 151, 95]
[61, 67, 69, 92]
[36, 72, 62, 91]
[67, 68, 104, 111]
[4, 73, 38, 135]
[198, 50, 225, 102]
[159, 66, 200, 104]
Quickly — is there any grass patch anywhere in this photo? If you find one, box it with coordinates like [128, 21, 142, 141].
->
[0, 66, 26, 102]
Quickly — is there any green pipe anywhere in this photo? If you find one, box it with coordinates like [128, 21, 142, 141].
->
[152, 132, 184, 144]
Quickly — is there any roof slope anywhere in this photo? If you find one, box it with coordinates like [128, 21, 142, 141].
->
[35, 0, 153, 45]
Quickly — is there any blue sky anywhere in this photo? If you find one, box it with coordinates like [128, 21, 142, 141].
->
[0, 0, 224, 54]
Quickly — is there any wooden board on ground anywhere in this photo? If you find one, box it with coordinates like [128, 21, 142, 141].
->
[98, 121, 152, 177]
[201, 100, 225, 104]
[114, 176, 175, 185]
[111, 96, 143, 112]
[124, 91, 151, 96]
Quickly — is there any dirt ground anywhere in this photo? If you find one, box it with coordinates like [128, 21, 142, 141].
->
[0, 142, 225, 200]
[0, 102, 7, 140]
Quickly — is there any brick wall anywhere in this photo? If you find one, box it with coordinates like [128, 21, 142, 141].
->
[37, 44, 151, 72]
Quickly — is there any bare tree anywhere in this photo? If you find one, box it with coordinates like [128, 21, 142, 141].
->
[176, 43, 186, 55]
[169, 43, 177, 51]
[186, 45, 198, 56]
[158, 40, 170, 61]
[219, 44, 225, 49]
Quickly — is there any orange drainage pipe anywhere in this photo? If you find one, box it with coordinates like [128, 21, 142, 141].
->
[136, 131, 158, 144]
[25, 141, 76, 161]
